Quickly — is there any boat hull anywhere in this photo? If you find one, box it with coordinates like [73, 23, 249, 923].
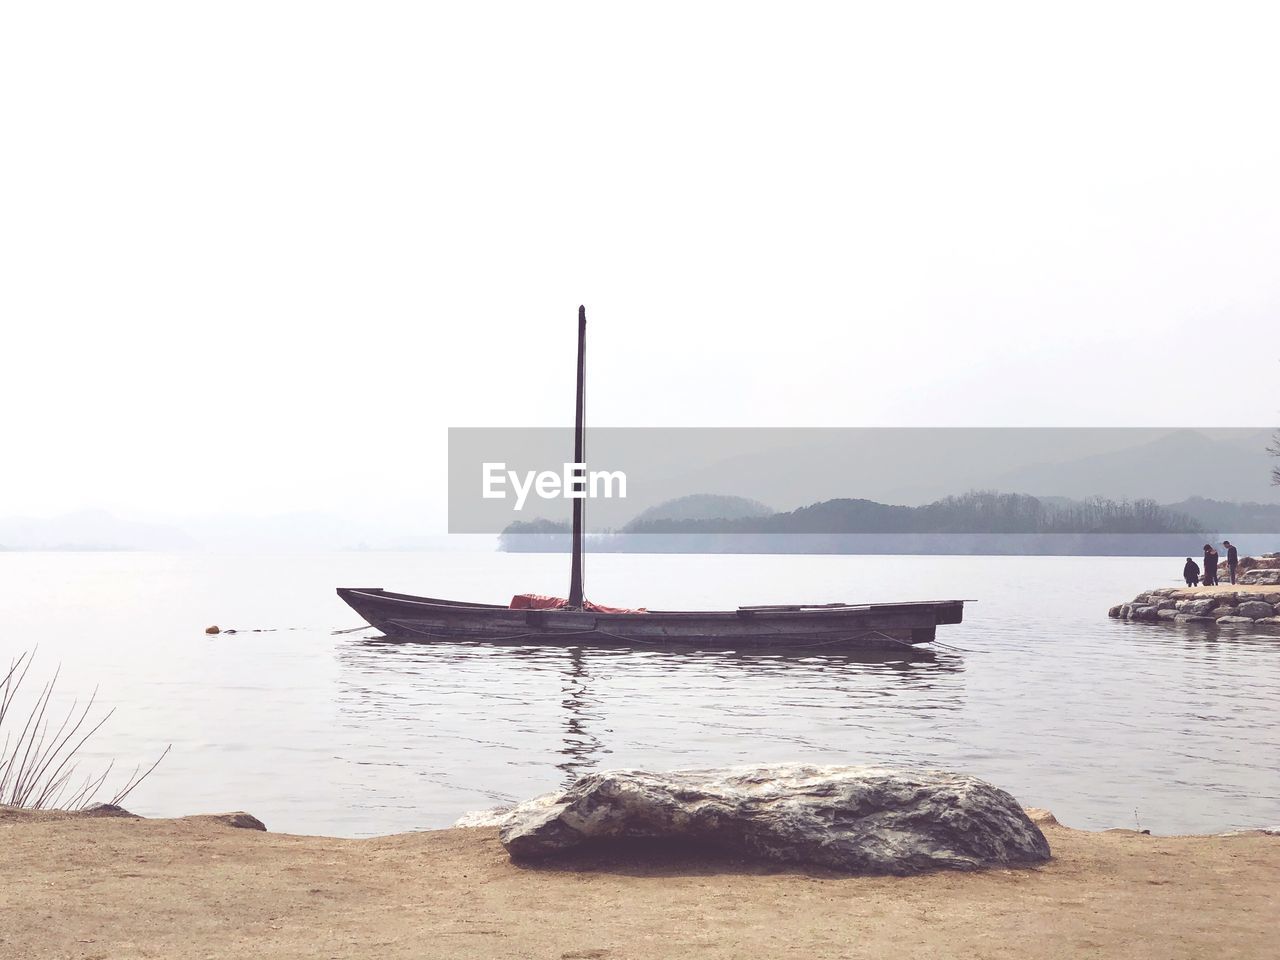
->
[336, 588, 963, 650]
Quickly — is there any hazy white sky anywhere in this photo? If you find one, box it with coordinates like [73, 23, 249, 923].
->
[2, 2, 1277, 526]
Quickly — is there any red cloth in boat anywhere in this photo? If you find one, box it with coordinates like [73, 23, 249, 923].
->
[509, 593, 646, 614]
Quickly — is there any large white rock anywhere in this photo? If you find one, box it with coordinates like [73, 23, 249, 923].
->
[453, 806, 514, 828]
[494, 765, 1050, 874]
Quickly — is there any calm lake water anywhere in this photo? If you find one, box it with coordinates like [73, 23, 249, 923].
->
[2, 551, 1277, 837]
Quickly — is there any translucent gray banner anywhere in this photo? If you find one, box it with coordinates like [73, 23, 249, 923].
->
[448, 427, 1280, 552]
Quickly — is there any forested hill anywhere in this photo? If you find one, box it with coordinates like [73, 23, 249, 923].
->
[498, 491, 1229, 555]
[622, 492, 1203, 535]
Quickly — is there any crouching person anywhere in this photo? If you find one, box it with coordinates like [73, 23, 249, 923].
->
[1183, 557, 1200, 587]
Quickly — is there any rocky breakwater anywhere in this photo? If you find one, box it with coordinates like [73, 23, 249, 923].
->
[462, 764, 1051, 875]
[1109, 585, 1280, 627]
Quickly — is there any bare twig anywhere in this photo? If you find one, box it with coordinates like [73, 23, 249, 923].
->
[0, 652, 168, 811]
[106, 744, 172, 808]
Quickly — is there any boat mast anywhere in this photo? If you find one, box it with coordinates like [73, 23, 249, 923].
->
[568, 305, 587, 608]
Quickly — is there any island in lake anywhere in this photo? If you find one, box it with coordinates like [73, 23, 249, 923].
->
[500, 492, 1280, 556]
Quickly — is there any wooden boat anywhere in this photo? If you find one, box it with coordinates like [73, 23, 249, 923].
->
[338, 588, 963, 649]
[338, 307, 965, 650]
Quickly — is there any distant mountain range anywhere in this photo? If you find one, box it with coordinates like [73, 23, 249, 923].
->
[4, 425, 1277, 552]
[0, 509, 198, 551]
[0, 509, 494, 553]
[0, 509, 388, 552]
[986, 430, 1279, 505]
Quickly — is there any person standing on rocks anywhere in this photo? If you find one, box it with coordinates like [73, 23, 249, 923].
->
[1222, 540, 1239, 584]
[1183, 557, 1200, 587]
[1202, 544, 1219, 586]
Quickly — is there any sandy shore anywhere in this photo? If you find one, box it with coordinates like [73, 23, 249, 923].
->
[1170, 584, 1280, 597]
[1, 807, 1277, 959]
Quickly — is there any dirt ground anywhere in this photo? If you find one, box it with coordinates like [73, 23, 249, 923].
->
[1, 807, 1276, 960]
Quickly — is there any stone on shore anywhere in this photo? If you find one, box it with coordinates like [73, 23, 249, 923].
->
[1176, 599, 1217, 616]
[494, 765, 1051, 875]
[180, 812, 267, 831]
[81, 802, 138, 818]
[1236, 600, 1275, 619]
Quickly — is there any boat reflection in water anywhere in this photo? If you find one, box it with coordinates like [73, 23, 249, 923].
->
[332, 639, 965, 806]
